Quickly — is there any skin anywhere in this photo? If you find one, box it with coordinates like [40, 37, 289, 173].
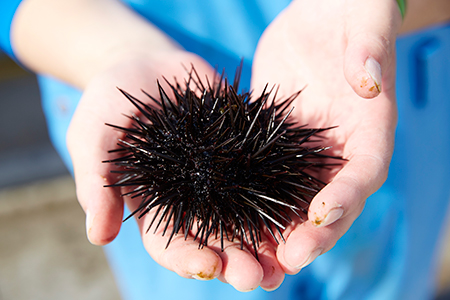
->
[10, 0, 450, 292]
[251, 0, 401, 277]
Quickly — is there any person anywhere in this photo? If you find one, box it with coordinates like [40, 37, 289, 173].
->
[1, 0, 450, 299]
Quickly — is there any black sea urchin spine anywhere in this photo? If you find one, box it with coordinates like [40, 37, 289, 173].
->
[104, 65, 342, 258]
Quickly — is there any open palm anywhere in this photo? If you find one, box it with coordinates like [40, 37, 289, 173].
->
[67, 50, 288, 291]
[67, 0, 402, 293]
[251, 0, 401, 275]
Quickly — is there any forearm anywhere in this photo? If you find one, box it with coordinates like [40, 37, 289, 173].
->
[11, 0, 181, 89]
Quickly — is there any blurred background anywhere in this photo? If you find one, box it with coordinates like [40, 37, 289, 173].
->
[0, 49, 450, 300]
[0, 50, 120, 300]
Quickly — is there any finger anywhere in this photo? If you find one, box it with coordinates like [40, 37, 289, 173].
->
[122, 191, 222, 280]
[129, 191, 264, 290]
[133, 198, 284, 292]
[309, 93, 396, 227]
[140, 225, 223, 281]
[68, 122, 124, 245]
[77, 163, 124, 246]
[67, 86, 131, 245]
[277, 209, 362, 274]
[257, 240, 286, 291]
[209, 234, 285, 292]
[343, 0, 403, 98]
[207, 240, 263, 292]
[279, 146, 391, 272]
[279, 97, 396, 270]
[310, 154, 387, 226]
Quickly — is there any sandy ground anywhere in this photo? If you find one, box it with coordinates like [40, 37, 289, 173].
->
[0, 176, 121, 300]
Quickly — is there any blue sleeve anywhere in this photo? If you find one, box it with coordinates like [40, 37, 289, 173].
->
[0, 0, 24, 59]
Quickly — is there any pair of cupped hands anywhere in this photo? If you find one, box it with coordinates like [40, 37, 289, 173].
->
[67, 0, 401, 292]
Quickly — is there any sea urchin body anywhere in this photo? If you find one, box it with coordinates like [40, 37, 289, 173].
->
[104, 65, 342, 258]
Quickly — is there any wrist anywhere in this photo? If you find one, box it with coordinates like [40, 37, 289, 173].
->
[82, 49, 215, 103]
[79, 39, 182, 89]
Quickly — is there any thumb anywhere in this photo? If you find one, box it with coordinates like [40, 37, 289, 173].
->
[67, 86, 128, 246]
[343, 0, 403, 99]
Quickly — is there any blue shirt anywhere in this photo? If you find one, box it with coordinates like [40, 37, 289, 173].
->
[2, 2, 450, 299]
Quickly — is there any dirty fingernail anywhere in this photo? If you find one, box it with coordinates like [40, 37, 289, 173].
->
[314, 207, 344, 228]
[193, 274, 214, 281]
[364, 57, 382, 93]
[296, 248, 323, 269]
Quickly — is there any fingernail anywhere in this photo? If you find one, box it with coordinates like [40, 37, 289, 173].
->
[192, 272, 216, 281]
[364, 57, 382, 93]
[314, 207, 344, 228]
[296, 248, 323, 269]
[262, 285, 281, 292]
[85, 210, 94, 243]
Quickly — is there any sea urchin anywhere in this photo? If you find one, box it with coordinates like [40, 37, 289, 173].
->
[104, 65, 342, 258]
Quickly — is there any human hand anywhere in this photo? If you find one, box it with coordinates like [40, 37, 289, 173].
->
[62, 0, 403, 292]
[12, 0, 296, 292]
[67, 50, 288, 292]
[251, 0, 402, 276]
